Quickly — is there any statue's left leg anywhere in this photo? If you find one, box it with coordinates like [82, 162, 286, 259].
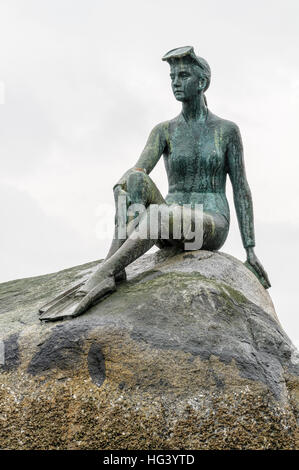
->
[72, 199, 195, 317]
[76, 209, 229, 308]
[38, 205, 230, 321]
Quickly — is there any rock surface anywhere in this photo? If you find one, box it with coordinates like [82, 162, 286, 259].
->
[0, 248, 298, 450]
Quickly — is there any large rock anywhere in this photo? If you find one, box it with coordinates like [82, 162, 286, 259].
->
[0, 248, 298, 450]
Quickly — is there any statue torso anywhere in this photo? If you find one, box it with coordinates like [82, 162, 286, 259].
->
[163, 111, 230, 221]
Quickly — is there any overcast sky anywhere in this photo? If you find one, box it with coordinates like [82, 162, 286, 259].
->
[0, 0, 298, 347]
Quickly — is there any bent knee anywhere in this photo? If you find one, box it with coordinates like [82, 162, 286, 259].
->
[127, 170, 157, 206]
[128, 168, 148, 183]
[127, 169, 148, 192]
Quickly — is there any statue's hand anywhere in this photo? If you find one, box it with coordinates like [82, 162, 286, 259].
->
[245, 247, 271, 289]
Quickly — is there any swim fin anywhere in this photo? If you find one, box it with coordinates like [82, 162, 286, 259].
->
[38, 277, 116, 322]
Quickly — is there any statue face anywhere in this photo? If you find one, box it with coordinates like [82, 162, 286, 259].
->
[170, 61, 204, 102]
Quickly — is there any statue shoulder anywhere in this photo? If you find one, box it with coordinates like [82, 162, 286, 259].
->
[148, 117, 178, 143]
[208, 111, 241, 139]
[148, 120, 170, 138]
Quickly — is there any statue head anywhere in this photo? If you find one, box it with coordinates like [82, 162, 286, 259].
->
[162, 46, 211, 104]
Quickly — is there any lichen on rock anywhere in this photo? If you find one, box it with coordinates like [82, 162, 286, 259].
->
[0, 248, 298, 450]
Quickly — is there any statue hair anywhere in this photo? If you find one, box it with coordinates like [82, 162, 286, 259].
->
[192, 56, 211, 106]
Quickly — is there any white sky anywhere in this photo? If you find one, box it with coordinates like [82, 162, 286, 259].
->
[0, 0, 298, 347]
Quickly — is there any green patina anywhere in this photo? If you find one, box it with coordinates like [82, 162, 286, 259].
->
[121, 270, 248, 308]
[107, 46, 270, 292]
[38, 46, 271, 321]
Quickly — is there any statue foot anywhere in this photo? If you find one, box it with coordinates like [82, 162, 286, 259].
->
[39, 275, 116, 322]
[72, 275, 116, 317]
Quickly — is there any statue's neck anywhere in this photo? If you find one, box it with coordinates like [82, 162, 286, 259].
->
[182, 94, 207, 122]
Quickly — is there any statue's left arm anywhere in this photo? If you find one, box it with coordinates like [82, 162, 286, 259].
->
[227, 124, 271, 289]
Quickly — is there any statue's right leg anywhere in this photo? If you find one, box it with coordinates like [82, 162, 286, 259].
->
[105, 170, 165, 282]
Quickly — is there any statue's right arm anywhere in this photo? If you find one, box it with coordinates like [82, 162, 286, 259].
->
[113, 123, 167, 192]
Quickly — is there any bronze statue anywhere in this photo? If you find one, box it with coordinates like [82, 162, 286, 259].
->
[39, 46, 270, 321]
